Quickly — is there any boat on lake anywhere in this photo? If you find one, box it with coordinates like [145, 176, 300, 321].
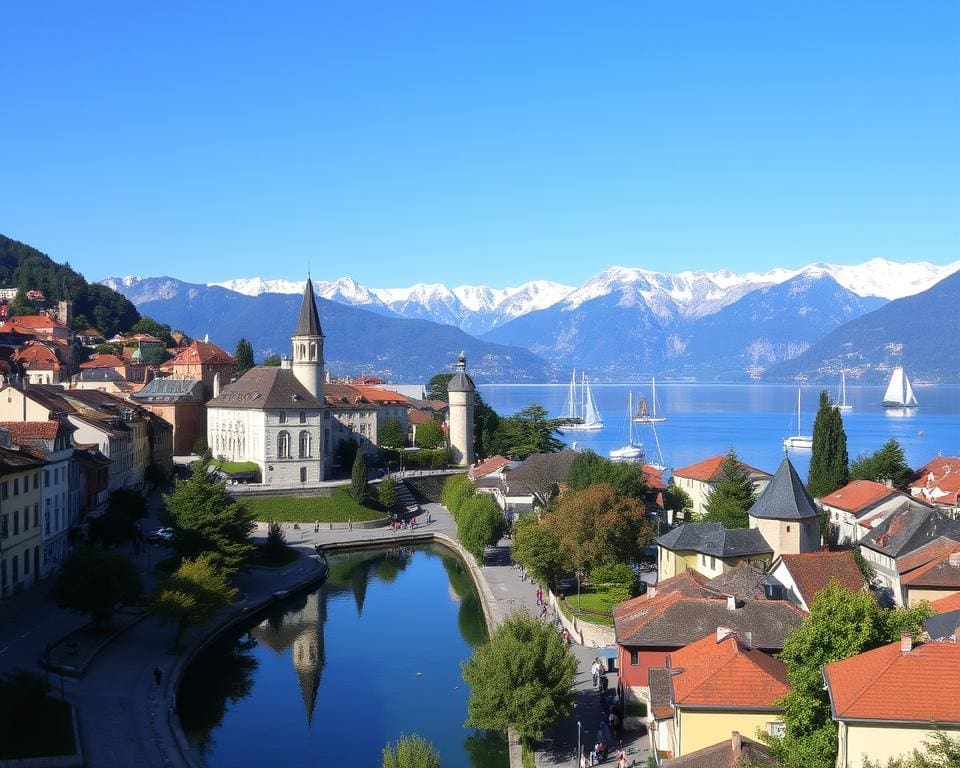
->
[610, 392, 645, 463]
[561, 369, 603, 431]
[836, 369, 852, 411]
[783, 385, 813, 449]
[882, 366, 919, 408]
[633, 376, 667, 424]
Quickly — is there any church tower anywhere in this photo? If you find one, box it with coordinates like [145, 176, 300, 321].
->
[447, 351, 475, 466]
[292, 277, 325, 401]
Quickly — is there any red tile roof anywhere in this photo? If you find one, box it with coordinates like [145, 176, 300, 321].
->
[673, 455, 770, 483]
[469, 455, 512, 480]
[643, 464, 667, 491]
[170, 340, 234, 365]
[930, 592, 960, 615]
[323, 382, 375, 409]
[0, 314, 68, 330]
[777, 552, 867, 607]
[12, 343, 61, 369]
[0, 421, 60, 441]
[407, 409, 434, 426]
[79, 327, 103, 337]
[897, 535, 960, 575]
[80, 354, 128, 369]
[356, 385, 409, 405]
[824, 639, 960, 723]
[819, 480, 901, 513]
[667, 632, 789, 709]
[911, 456, 960, 508]
[900, 548, 960, 588]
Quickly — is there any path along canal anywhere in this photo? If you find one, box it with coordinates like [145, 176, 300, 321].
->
[177, 544, 508, 767]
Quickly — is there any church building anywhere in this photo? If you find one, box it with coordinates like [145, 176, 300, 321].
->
[206, 279, 326, 485]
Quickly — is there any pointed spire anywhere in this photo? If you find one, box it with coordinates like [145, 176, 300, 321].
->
[749, 458, 819, 521]
[294, 277, 323, 337]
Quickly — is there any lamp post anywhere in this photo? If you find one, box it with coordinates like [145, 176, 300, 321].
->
[577, 720, 582, 764]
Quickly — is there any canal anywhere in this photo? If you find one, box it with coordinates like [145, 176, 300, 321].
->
[177, 544, 509, 767]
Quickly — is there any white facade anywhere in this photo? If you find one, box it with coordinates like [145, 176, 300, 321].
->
[822, 492, 909, 545]
[40, 443, 72, 577]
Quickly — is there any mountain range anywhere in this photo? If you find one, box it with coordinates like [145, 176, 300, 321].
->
[103, 257, 960, 382]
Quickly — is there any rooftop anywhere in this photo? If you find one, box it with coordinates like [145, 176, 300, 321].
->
[775, 551, 867, 607]
[859, 502, 960, 561]
[748, 458, 820, 521]
[672, 455, 770, 483]
[207, 367, 323, 410]
[170, 340, 235, 366]
[656, 522, 773, 560]
[659, 733, 775, 768]
[819, 479, 903, 514]
[911, 456, 960, 507]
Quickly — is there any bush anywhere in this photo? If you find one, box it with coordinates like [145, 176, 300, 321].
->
[414, 420, 445, 449]
[458, 494, 506, 564]
[590, 562, 639, 598]
[378, 478, 399, 510]
[441, 474, 475, 518]
[265, 521, 286, 557]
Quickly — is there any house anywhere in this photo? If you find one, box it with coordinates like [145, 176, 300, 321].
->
[765, 551, 867, 612]
[130, 377, 205, 455]
[655, 523, 773, 581]
[747, 458, 822, 557]
[77, 327, 105, 347]
[0, 314, 73, 342]
[165, 340, 235, 401]
[79, 353, 146, 383]
[0, 421, 78, 577]
[923, 590, 960, 640]
[12, 341, 64, 385]
[823, 636, 960, 768]
[671, 455, 771, 519]
[468, 455, 512, 481]
[858, 502, 960, 605]
[910, 456, 960, 517]
[0, 441, 45, 597]
[647, 630, 789, 759]
[70, 367, 142, 395]
[819, 479, 913, 545]
[494, 449, 578, 516]
[323, 382, 379, 464]
[74, 445, 110, 519]
[900, 548, 960, 608]
[659, 732, 775, 767]
[354, 385, 410, 437]
[614, 565, 803, 711]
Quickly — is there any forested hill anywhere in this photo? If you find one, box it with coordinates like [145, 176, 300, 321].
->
[0, 234, 139, 336]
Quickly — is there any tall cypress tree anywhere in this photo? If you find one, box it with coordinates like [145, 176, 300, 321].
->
[807, 390, 850, 498]
[702, 448, 757, 528]
[234, 338, 254, 378]
[351, 450, 368, 504]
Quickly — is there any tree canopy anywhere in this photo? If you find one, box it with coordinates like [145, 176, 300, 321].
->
[52, 548, 142, 629]
[457, 494, 506, 564]
[702, 448, 756, 528]
[163, 459, 256, 571]
[153, 555, 237, 649]
[544, 484, 654, 572]
[131, 316, 173, 345]
[766, 581, 933, 768]
[426, 373, 454, 402]
[850, 438, 914, 489]
[462, 612, 577, 740]
[382, 734, 441, 768]
[487, 404, 565, 459]
[234, 338, 254, 377]
[413, 419, 444, 449]
[379, 418, 407, 448]
[511, 514, 567, 588]
[567, 450, 648, 500]
[351, 450, 368, 503]
[807, 390, 850, 498]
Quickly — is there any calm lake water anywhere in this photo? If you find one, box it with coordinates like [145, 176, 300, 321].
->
[178, 545, 507, 768]
[479, 382, 960, 480]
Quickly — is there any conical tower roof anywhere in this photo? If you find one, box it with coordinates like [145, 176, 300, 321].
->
[447, 351, 475, 393]
[748, 458, 819, 521]
[294, 277, 323, 337]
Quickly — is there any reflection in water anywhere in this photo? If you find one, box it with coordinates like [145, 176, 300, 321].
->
[178, 545, 505, 767]
[178, 633, 259, 754]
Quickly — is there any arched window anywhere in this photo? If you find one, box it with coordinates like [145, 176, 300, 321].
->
[299, 430, 312, 458]
[278, 431, 291, 459]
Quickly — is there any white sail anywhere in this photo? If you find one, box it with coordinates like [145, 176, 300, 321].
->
[633, 375, 667, 423]
[563, 369, 604, 430]
[564, 369, 578, 420]
[582, 375, 601, 425]
[837, 369, 852, 411]
[882, 366, 918, 407]
[610, 391, 644, 462]
[903, 372, 918, 407]
[784, 385, 813, 449]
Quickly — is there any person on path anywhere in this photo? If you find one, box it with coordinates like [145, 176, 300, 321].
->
[153, 666, 162, 686]
[616, 749, 627, 768]
[592, 659, 600, 688]
[540, 604, 548, 620]
[314, 520, 319, 533]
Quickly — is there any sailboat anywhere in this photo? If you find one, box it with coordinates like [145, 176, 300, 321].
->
[610, 392, 645, 463]
[882, 366, 919, 408]
[783, 386, 813, 449]
[836, 369, 853, 411]
[562, 370, 604, 431]
[632, 376, 667, 424]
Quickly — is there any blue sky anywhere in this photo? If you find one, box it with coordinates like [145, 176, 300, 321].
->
[2, 2, 957, 288]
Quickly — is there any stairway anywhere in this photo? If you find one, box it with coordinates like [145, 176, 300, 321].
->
[394, 480, 419, 518]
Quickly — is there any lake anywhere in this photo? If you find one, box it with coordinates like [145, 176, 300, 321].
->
[178, 545, 507, 768]
[479, 382, 960, 480]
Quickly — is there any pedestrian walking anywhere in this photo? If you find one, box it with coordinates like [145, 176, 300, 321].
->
[591, 659, 600, 688]
[540, 604, 548, 620]
[153, 666, 162, 686]
[314, 520, 319, 533]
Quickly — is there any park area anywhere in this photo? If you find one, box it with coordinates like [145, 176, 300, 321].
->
[242, 488, 387, 523]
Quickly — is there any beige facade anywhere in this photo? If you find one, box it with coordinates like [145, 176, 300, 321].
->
[0, 452, 45, 596]
[657, 545, 770, 582]
[749, 515, 820, 558]
[677, 709, 783, 757]
[905, 586, 959, 607]
[837, 721, 960, 768]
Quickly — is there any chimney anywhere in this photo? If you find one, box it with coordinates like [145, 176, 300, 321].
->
[726, 595, 742, 611]
[281, 356, 292, 370]
[900, 632, 913, 654]
[212, 372, 221, 399]
[0, 427, 10, 449]
[717, 626, 735, 643]
[731, 731, 742, 753]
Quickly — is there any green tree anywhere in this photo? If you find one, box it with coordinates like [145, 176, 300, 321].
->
[457, 494, 506, 564]
[379, 418, 407, 448]
[94, 342, 120, 356]
[9, 288, 34, 316]
[130, 316, 173, 345]
[807, 390, 850, 498]
[52, 548, 143, 629]
[567, 450, 648, 500]
[351, 450, 368, 504]
[474, 392, 500, 461]
[544, 484, 654, 573]
[664, 478, 693, 520]
[850, 438, 914, 489]
[70, 313, 93, 331]
[414, 419, 444, 450]
[441, 474, 476, 521]
[87, 488, 147, 547]
[382, 734, 441, 768]
[511, 514, 568, 588]
[262, 354, 281, 366]
[426, 373, 454, 402]
[765, 581, 933, 768]
[234, 338, 254, 377]
[702, 448, 757, 528]
[152, 555, 237, 650]
[589, 562, 639, 604]
[462, 612, 577, 740]
[377, 477, 399, 511]
[334, 438, 358, 470]
[489, 404, 565, 459]
[163, 459, 256, 572]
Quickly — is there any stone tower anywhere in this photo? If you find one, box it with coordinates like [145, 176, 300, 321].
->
[447, 351, 475, 466]
[291, 277, 325, 401]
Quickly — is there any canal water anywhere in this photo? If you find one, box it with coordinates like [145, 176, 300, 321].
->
[178, 545, 507, 768]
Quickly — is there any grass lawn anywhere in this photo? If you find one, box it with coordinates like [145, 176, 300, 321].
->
[0, 684, 75, 758]
[556, 589, 618, 626]
[249, 543, 301, 568]
[210, 459, 260, 475]
[243, 488, 386, 523]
